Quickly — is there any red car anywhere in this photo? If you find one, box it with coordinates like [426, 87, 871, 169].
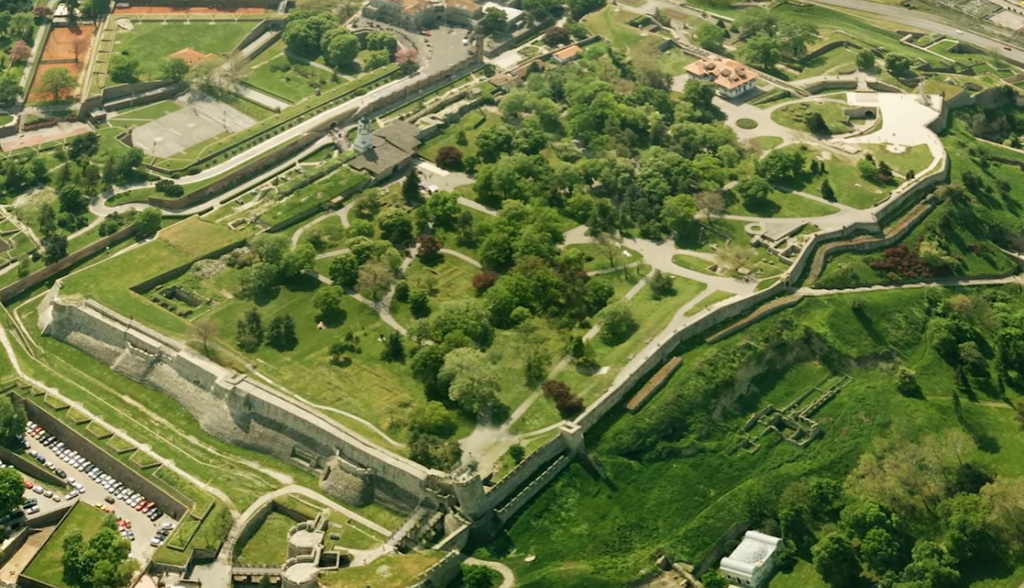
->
[421, 30, 431, 36]
[22, 480, 32, 490]
[1005, 45, 1013, 51]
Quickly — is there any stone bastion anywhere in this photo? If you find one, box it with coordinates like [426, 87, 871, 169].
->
[38, 291, 452, 514]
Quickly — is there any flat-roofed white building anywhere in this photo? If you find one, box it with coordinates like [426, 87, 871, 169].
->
[719, 531, 782, 588]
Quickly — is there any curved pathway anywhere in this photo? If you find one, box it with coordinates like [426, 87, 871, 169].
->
[464, 557, 515, 588]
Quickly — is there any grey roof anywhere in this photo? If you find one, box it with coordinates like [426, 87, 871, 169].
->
[348, 121, 422, 176]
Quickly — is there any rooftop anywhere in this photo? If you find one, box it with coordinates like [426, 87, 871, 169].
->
[553, 45, 582, 61]
[720, 531, 781, 576]
[684, 55, 759, 90]
[349, 120, 422, 175]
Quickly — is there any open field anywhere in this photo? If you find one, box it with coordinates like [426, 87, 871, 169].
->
[725, 189, 839, 218]
[234, 512, 293, 566]
[113, 21, 259, 80]
[242, 41, 342, 104]
[159, 216, 240, 259]
[319, 552, 443, 588]
[23, 504, 108, 588]
[418, 110, 503, 162]
[496, 285, 1024, 588]
[770, 100, 853, 135]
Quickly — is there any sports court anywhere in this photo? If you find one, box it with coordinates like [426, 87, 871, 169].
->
[28, 25, 94, 101]
[131, 92, 257, 158]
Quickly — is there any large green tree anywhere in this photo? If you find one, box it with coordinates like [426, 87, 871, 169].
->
[811, 533, 861, 588]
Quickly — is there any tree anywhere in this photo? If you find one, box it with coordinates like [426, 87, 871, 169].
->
[9, 13, 30, 39]
[416, 234, 443, 262]
[695, 23, 726, 51]
[599, 302, 637, 344]
[161, 58, 190, 81]
[281, 242, 316, 280]
[8, 40, 28, 63]
[189, 320, 217, 356]
[856, 49, 875, 70]
[0, 397, 25, 450]
[812, 533, 860, 588]
[236, 308, 264, 352]
[436, 146, 463, 170]
[741, 32, 781, 69]
[357, 262, 394, 302]
[757, 148, 805, 182]
[860, 527, 903, 574]
[895, 366, 920, 396]
[509, 443, 526, 463]
[395, 47, 419, 74]
[440, 348, 500, 415]
[329, 253, 360, 289]
[83, 0, 111, 19]
[134, 208, 161, 238]
[821, 179, 835, 202]
[366, 30, 398, 52]
[543, 26, 570, 46]
[42, 233, 67, 264]
[481, 7, 508, 35]
[475, 123, 515, 163]
[40, 67, 77, 101]
[0, 69, 21, 104]
[378, 208, 413, 245]
[695, 191, 726, 222]
[58, 184, 86, 216]
[108, 55, 139, 83]
[682, 80, 717, 115]
[462, 565, 500, 588]
[381, 331, 405, 362]
[566, 0, 604, 20]
[736, 176, 772, 207]
[542, 379, 583, 417]
[884, 52, 913, 77]
[323, 31, 360, 69]
[648, 270, 675, 299]
[427, 191, 460, 228]
[409, 401, 457, 438]
[313, 285, 345, 321]
[897, 541, 959, 588]
[777, 19, 817, 57]
[940, 493, 992, 561]
[857, 157, 877, 180]
[185, 56, 226, 91]
[267, 314, 297, 351]
[662, 193, 698, 237]
[401, 168, 421, 203]
[283, 13, 334, 57]
[805, 111, 830, 135]
[702, 571, 729, 588]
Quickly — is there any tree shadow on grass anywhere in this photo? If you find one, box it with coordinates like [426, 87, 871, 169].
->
[852, 306, 887, 347]
[283, 274, 321, 293]
[741, 196, 782, 218]
[317, 308, 348, 329]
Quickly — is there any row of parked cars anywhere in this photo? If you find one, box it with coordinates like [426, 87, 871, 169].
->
[25, 421, 166, 523]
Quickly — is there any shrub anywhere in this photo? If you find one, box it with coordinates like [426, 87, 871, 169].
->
[436, 146, 463, 170]
[472, 271, 498, 295]
[542, 380, 584, 417]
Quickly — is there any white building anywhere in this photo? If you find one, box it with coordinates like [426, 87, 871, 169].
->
[719, 531, 782, 588]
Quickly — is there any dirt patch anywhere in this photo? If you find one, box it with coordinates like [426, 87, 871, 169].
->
[0, 526, 55, 584]
[29, 25, 94, 101]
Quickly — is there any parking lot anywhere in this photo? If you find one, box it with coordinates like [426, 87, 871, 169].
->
[23, 422, 176, 564]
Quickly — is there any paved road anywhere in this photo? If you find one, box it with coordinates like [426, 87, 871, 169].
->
[810, 0, 1021, 53]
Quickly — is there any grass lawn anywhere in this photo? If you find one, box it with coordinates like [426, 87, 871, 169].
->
[234, 511, 293, 566]
[200, 274, 423, 443]
[23, 504, 110, 588]
[583, 6, 647, 51]
[418, 109, 503, 162]
[671, 254, 717, 275]
[684, 289, 734, 316]
[159, 216, 240, 259]
[242, 41, 342, 104]
[776, 147, 891, 210]
[792, 46, 858, 80]
[497, 285, 1024, 588]
[325, 516, 386, 551]
[771, 100, 853, 134]
[770, 557, 828, 588]
[749, 136, 783, 151]
[390, 253, 479, 330]
[565, 243, 642, 272]
[258, 167, 368, 227]
[659, 48, 695, 76]
[861, 143, 936, 176]
[725, 190, 839, 218]
[114, 21, 259, 80]
[513, 276, 704, 433]
[319, 551, 443, 588]
[107, 100, 182, 128]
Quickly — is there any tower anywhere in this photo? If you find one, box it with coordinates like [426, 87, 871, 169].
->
[354, 116, 375, 154]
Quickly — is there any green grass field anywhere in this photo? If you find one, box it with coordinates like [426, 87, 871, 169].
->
[159, 216, 240, 259]
[242, 41, 343, 104]
[418, 110, 504, 162]
[583, 6, 648, 51]
[258, 167, 368, 227]
[862, 143, 936, 176]
[685, 290, 734, 315]
[725, 189, 839, 218]
[234, 511, 294, 566]
[107, 100, 182, 129]
[495, 285, 1024, 588]
[114, 21, 259, 80]
[771, 100, 853, 135]
[23, 504, 110, 588]
[750, 136, 784, 152]
[319, 552, 443, 588]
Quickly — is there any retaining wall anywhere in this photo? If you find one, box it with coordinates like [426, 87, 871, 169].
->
[409, 551, 462, 588]
[483, 436, 565, 510]
[40, 295, 449, 512]
[11, 388, 189, 519]
[0, 445, 67, 487]
[496, 455, 570, 523]
[0, 224, 137, 303]
[0, 528, 28, 569]
[129, 239, 246, 293]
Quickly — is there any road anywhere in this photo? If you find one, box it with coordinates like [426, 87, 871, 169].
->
[810, 0, 1021, 53]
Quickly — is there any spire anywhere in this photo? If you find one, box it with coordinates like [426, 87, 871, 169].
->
[354, 116, 375, 154]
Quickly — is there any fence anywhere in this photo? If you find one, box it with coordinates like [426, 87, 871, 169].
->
[0, 224, 137, 303]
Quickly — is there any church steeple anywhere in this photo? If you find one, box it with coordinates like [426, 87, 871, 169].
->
[354, 116, 375, 154]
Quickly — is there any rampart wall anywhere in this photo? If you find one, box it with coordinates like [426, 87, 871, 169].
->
[483, 436, 565, 509]
[39, 295, 449, 514]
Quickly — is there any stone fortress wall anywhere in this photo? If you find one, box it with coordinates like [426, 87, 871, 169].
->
[38, 292, 451, 514]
